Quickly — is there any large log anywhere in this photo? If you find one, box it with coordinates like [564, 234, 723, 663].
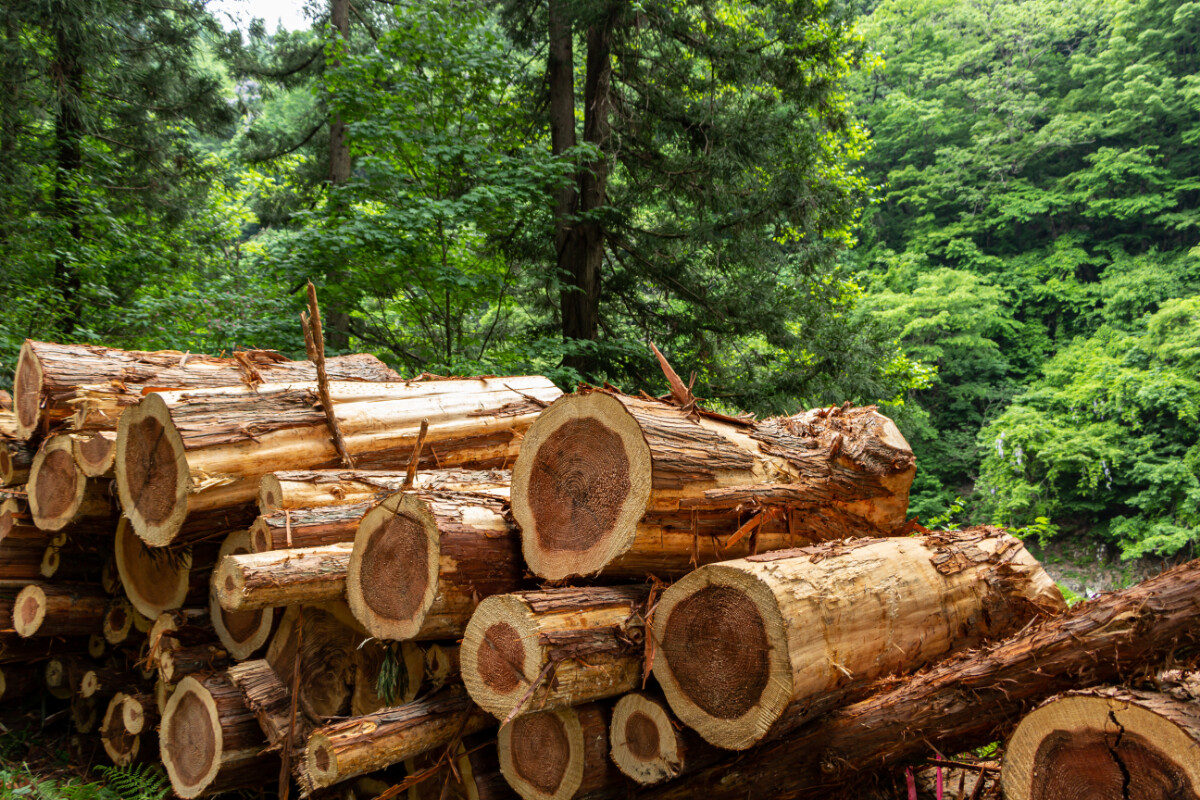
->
[215, 543, 354, 611]
[650, 527, 1064, 749]
[1002, 685, 1200, 800]
[258, 467, 509, 514]
[637, 555, 1200, 800]
[511, 390, 915, 580]
[115, 376, 561, 546]
[159, 672, 279, 798]
[461, 586, 648, 721]
[299, 687, 495, 794]
[209, 530, 275, 660]
[14, 583, 110, 637]
[498, 702, 623, 800]
[26, 434, 114, 531]
[346, 486, 522, 642]
[115, 518, 214, 619]
[13, 339, 400, 439]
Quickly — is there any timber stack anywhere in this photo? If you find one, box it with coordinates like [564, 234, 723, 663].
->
[3, 334, 1199, 800]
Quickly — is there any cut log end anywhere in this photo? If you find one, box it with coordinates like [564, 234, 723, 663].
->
[499, 709, 584, 800]
[115, 518, 192, 619]
[1003, 692, 1200, 800]
[103, 598, 134, 645]
[28, 437, 87, 531]
[115, 394, 188, 547]
[101, 692, 142, 766]
[75, 431, 118, 478]
[346, 492, 439, 641]
[610, 693, 683, 785]
[210, 531, 273, 660]
[13, 341, 42, 439]
[304, 732, 341, 789]
[460, 594, 542, 719]
[160, 676, 222, 799]
[511, 392, 653, 580]
[651, 565, 790, 750]
[257, 475, 283, 515]
[13, 584, 47, 637]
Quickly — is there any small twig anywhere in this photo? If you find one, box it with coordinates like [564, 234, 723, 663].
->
[302, 282, 356, 468]
[278, 605, 304, 800]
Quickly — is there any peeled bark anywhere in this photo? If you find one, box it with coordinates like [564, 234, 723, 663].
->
[115, 376, 561, 547]
[1002, 685, 1200, 800]
[462, 586, 647, 721]
[209, 530, 274, 660]
[13, 339, 400, 439]
[216, 543, 354, 612]
[258, 467, 509, 514]
[227, 657, 311, 751]
[511, 391, 915, 580]
[651, 527, 1065, 749]
[27, 434, 114, 531]
[637, 556, 1200, 800]
[14, 582, 110, 637]
[249, 502, 373, 553]
[346, 486, 522, 642]
[300, 687, 495, 794]
[160, 673, 278, 798]
[498, 702, 622, 800]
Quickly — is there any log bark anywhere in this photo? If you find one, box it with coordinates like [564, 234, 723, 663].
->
[159, 672, 279, 798]
[148, 608, 213, 666]
[13, 339, 400, 438]
[158, 642, 230, 685]
[511, 390, 915, 580]
[498, 702, 624, 800]
[209, 530, 275, 660]
[14, 582, 110, 637]
[115, 376, 561, 546]
[0, 527, 57, 585]
[637, 554, 1200, 800]
[216, 543, 354, 611]
[351, 638, 424, 715]
[73, 430, 117, 477]
[27, 434, 114, 531]
[250, 502, 374, 553]
[1002, 685, 1200, 800]
[78, 661, 128, 698]
[346, 486, 523, 642]
[650, 527, 1064, 749]
[300, 687, 495, 794]
[0, 498, 36, 544]
[265, 604, 360, 722]
[227, 657, 312, 751]
[462, 586, 648, 721]
[258, 468, 509, 514]
[406, 734, 520, 800]
[0, 439, 34, 485]
[608, 691, 721, 786]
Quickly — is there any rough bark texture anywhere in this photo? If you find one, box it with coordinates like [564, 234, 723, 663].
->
[300, 687, 495, 794]
[638, 555, 1200, 800]
[14, 582, 110, 637]
[651, 527, 1065, 749]
[227, 657, 312, 752]
[216, 543, 353, 612]
[512, 390, 915, 579]
[347, 486, 524, 642]
[462, 586, 648, 721]
[258, 468, 508, 514]
[250, 502, 374, 553]
[14, 339, 399, 438]
[115, 376, 560, 546]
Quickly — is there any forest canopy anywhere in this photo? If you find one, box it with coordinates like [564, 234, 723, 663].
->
[0, 0, 1196, 560]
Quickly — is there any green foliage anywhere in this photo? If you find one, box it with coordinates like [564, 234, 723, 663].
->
[375, 641, 409, 707]
[91, 764, 169, 800]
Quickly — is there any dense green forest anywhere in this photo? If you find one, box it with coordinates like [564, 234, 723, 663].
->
[0, 0, 1196, 560]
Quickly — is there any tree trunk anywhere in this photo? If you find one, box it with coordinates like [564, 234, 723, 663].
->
[498, 702, 623, 800]
[148, 607, 214, 666]
[1003, 685, 1200, 800]
[51, 13, 85, 340]
[346, 487, 523, 642]
[0, 528, 57, 585]
[217, 543, 354, 612]
[157, 642, 230, 685]
[258, 467, 508, 514]
[27, 434, 114, 531]
[208, 531, 276, 661]
[13, 582, 110, 637]
[608, 691, 722, 786]
[636, 555, 1200, 800]
[160, 673, 278, 798]
[651, 527, 1064, 750]
[299, 687, 495, 795]
[324, 0, 353, 351]
[13, 340, 399, 439]
[512, 390, 915, 579]
[115, 376, 561, 546]
[462, 586, 648, 721]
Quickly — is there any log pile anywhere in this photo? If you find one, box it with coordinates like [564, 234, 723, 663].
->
[5, 337, 1200, 800]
